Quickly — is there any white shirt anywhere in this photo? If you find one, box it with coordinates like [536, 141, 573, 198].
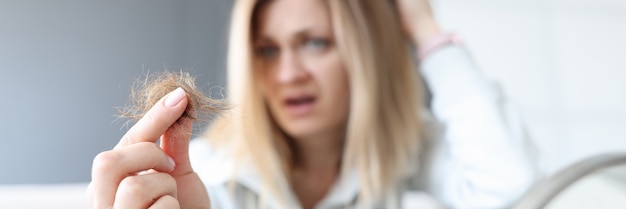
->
[189, 45, 537, 209]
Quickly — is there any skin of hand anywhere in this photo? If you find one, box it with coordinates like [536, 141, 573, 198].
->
[87, 87, 210, 209]
[395, 0, 444, 48]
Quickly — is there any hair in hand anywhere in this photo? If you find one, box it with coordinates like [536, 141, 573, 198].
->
[119, 70, 227, 124]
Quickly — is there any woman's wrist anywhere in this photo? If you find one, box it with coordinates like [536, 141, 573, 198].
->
[410, 17, 463, 60]
[412, 17, 444, 49]
[417, 32, 462, 61]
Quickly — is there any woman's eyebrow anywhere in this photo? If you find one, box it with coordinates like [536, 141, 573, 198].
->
[294, 27, 330, 38]
[254, 25, 331, 45]
[253, 36, 274, 45]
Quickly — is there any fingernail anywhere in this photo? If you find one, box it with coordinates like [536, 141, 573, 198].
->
[168, 156, 176, 168]
[164, 87, 186, 107]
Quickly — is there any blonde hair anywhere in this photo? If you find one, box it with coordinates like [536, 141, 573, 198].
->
[205, 0, 424, 206]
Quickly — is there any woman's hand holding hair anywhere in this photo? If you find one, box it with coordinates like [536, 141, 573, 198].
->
[395, 0, 444, 49]
[87, 88, 211, 209]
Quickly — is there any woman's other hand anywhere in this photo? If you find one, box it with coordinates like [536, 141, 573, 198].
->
[87, 88, 210, 209]
[395, 0, 443, 48]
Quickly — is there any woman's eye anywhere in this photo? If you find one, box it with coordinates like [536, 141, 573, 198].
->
[256, 46, 278, 59]
[304, 38, 329, 50]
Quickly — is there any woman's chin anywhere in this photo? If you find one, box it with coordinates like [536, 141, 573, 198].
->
[281, 121, 327, 140]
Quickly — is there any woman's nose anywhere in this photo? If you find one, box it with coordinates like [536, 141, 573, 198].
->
[276, 51, 309, 84]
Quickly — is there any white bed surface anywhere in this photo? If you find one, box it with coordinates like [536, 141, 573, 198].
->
[0, 183, 89, 209]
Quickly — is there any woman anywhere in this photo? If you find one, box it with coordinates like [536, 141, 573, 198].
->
[88, 0, 536, 208]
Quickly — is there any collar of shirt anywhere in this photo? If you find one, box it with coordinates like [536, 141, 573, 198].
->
[234, 161, 361, 208]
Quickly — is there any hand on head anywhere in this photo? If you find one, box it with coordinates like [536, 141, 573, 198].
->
[395, 0, 443, 47]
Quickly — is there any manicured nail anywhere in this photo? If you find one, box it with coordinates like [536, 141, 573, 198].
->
[164, 87, 186, 107]
[168, 156, 176, 168]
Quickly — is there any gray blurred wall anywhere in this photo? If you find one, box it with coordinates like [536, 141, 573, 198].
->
[0, 0, 232, 184]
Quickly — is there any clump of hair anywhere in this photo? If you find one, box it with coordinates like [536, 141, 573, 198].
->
[119, 70, 226, 124]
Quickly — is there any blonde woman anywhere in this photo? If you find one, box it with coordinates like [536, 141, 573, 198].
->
[88, 0, 536, 208]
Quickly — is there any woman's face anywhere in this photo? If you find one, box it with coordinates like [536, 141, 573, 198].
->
[254, 0, 350, 140]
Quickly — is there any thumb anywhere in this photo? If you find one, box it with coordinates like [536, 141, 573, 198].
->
[160, 116, 194, 177]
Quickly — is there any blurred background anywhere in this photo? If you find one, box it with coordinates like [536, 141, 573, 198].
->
[0, 0, 625, 207]
[434, 0, 626, 174]
[0, 0, 232, 184]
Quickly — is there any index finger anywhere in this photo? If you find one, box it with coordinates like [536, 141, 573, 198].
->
[116, 87, 188, 148]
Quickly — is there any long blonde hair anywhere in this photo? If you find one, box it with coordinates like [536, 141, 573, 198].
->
[205, 0, 424, 206]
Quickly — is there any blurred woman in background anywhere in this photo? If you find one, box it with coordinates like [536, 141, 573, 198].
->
[88, 0, 537, 208]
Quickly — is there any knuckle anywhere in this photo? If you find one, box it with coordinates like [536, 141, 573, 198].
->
[163, 174, 177, 189]
[119, 176, 148, 199]
[92, 151, 121, 173]
[162, 195, 180, 209]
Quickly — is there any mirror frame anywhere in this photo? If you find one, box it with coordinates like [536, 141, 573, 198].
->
[512, 152, 626, 209]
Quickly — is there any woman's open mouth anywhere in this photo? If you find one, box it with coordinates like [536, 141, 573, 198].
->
[284, 95, 316, 116]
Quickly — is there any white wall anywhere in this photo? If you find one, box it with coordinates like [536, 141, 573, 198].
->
[435, 0, 626, 175]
